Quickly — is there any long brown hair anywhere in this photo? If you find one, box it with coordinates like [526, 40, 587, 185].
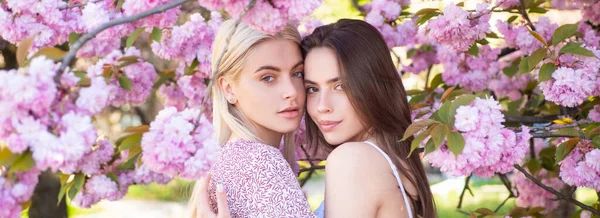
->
[301, 19, 436, 217]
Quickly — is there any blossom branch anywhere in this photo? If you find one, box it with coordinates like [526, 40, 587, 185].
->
[530, 132, 587, 139]
[59, 0, 103, 10]
[495, 173, 517, 212]
[55, 0, 192, 83]
[299, 165, 325, 173]
[518, 0, 536, 31]
[457, 174, 474, 209]
[508, 120, 596, 131]
[504, 107, 579, 123]
[513, 164, 600, 216]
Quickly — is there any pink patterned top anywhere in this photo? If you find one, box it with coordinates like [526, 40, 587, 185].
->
[209, 139, 315, 218]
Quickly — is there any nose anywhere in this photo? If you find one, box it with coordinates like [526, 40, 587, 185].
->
[317, 91, 332, 114]
[282, 77, 298, 101]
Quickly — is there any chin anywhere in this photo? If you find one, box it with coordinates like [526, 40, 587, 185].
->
[274, 122, 301, 133]
[322, 133, 348, 146]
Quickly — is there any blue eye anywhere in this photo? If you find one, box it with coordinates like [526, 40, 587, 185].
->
[292, 71, 304, 78]
[261, 75, 274, 83]
[306, 87, 318, 93]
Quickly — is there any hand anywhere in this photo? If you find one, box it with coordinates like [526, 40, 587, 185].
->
[196, 173, 231, 218]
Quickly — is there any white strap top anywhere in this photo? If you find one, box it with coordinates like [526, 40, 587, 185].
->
[364, 141, 414, 218]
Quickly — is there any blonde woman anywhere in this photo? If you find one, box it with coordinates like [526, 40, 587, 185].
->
[186, 19, 314, 218]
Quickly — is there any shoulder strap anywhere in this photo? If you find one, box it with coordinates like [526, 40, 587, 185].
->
[363, 141, 413, 218]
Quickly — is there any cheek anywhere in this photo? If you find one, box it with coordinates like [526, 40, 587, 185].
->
[306, 95, 318, 116]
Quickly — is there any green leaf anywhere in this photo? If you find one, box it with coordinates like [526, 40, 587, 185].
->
[503, 64, 518, 77]
[10, 151, 35, 172]
[509, 207, 528, 217]
[185, 58, 201, 75]
[416, 12, 440, 26]
[151, 27, 162, 42]
[116, 152, 141, 170]
[126, 27, 145, 47]
[448, 94, 476, 127]
[116, 0, 125, 9]
[467, 43, 479, 57]
[519, 57, 530, 74]
[429, 73, 443, 89]
[32, 47, 67, 61]
[119, 133, 143, 151]
[528, 207, 545, 216]
[0, 148, 18, 167]
[401, 119, 439, 141]
[475, 208, 495, 215]
[414, 8, 439, 16]
[409, 92, 428, 105]
[431, 124, 448, 149]
[592, 137, 600, 149]
[538, 62, 556, 82]
[446, 131, 465, 156]
[559, 42, 597, 57]
[107, 172, 120, 190]
[527, 48, 547, 70]
[408, 129, 431, 157]
[528, 29, 548, 47]
[556, 138, 579, 162]
[68, 33, 81, 46]
[526, 159, 542, 175]
[68, 174, 85, 200]
[555, 127, 580, 137]
[436, 101, 451, 124]
[57, 182, 70, 205]
[424, 138, 435, 155]
[552, 23, 578, 46]
[118, 74, 132, 91]
[528, 6, 548, 13]
[507, 15, 519, 23]
[475, 39, 489, 45]
[407, 48, 417, 59]
[486, 32, 499, 39]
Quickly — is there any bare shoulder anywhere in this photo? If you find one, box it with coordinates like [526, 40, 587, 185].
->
[326, 142, 383, 171]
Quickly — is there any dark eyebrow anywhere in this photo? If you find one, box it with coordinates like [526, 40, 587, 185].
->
[254, 65, 280, 74]
[304, 77, 339, 85]
[327, 77, 340, 84]
[291, 60, 304, 70]
[254, 61, 304, 74]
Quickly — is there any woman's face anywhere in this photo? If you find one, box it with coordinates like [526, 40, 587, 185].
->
[221, 38, 305, 141]
[304, 47, 367, 145]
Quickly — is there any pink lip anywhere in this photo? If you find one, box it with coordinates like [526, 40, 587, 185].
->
[278, 106, 300, 119]
[318, 120, 341, 132]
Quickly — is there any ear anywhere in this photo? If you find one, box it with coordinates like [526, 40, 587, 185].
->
[218, 76, 236, 102]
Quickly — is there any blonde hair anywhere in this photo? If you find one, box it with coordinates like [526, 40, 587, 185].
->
[187, 19, 302, 218]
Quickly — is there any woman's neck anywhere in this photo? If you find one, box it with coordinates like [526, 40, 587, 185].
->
[228, 129, 283, 148]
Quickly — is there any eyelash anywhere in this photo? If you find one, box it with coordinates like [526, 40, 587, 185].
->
[261, 75, 274, 83]
[292, 71, 304, 78]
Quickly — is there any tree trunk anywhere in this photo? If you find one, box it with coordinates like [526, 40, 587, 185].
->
[28, 171, 68, 218]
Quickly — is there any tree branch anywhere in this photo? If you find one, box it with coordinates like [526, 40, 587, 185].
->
[505, 107, 578, 123]
[55, 0, 192, 83]
[513, 164, 600, 216]
[457, 175, 473, 209]
[59, 0, 103, 10]
[518, 0, 536, 31]
[508, 120, 596, 131]
[299, 165, 325, 173]
[530, 132, 586, 139]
